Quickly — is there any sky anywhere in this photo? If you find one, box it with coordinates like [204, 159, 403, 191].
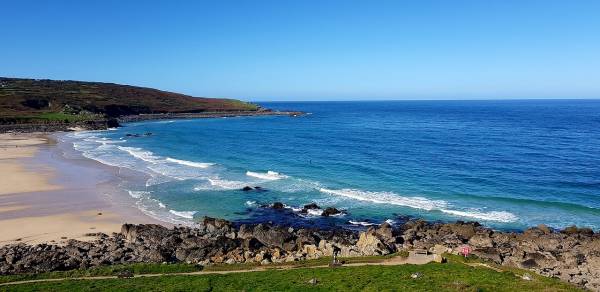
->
[1, 0, 599, 101]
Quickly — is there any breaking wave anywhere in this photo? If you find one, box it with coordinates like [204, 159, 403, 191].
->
[319, 188, 446, 211]
[440, 209, 518, 223]
[118, 146, 160, 163]
[348, 220, 377, 226]
[169, 210, 196, 219]
[194, 178, 248, 190]
[166, 157, 214, 168]
[246, 170, 289, 180]
[319, 188, 517, 223]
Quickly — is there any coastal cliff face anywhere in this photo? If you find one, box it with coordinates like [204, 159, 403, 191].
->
[0, 218, 598, 290]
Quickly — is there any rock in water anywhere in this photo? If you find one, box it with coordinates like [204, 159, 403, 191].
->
[301, 203, 320, 214]
[321, 207, 341, 217]
[254, 186, 267, 192]
[241, 186, 253, 191]
[272, 202, 285, 209]
[303, 203, 320, 210]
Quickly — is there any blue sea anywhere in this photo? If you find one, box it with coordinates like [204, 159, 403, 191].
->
[65, 100, 600, 231]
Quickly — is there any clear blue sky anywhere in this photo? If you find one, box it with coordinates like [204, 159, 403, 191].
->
[1, 0, 599, 101]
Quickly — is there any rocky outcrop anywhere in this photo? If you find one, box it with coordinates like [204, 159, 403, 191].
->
[399, 221, 600, 291]
[0, 217, 598, 290]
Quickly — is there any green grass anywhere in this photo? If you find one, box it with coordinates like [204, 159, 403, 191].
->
[0, 262, 579, 292]
[0, 263, 201, 284]
[0, 253, 400, 284]
[0, 254, 581, 291]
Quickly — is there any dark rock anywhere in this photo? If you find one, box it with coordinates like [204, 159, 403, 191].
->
[321, 207, 341, 217]
[241, 186, 253, 191]
[272, 202, 285, 210]
[299, 203, 320, 214]
[521, 258, 539, 268]
[0, 219, 598, 291]
[252, 224, 295, 249]
[303, 203, 320, 210]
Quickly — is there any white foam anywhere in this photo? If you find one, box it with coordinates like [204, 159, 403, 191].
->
[440, 209, 518, 223]
[118, 146, 160, 163]
[349, 220, 377, 226]
[319, 188, 446, 211]
[169, 210, 196, 219]
[306, 208, 323, 216]
[385, 219, 396, 225]
[245, 201, 257, 207]
[246, 170, 289, 180]
[319, 188, 517, 223]
[128, 190, 149, 199]
[195, 178, 248, 190]
[166, 157, 214, 168]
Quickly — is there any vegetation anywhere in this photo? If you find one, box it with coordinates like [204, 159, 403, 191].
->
[0, 263, 202, 284]
[0, 254, 400, 284]
[0, 254, 580, 291]
[0, 262, 579, 292]
[0, 77, 259, 124]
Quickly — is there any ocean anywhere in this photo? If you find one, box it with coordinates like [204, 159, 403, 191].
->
[63, 100, 600, 231]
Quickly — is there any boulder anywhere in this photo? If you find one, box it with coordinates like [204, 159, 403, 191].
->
[356, 229, 391, 256]
[252, 224, 294, 249]
[468, 234, 494, 248]
[300, 203, 320, 214]
[321, 207, 341, 217]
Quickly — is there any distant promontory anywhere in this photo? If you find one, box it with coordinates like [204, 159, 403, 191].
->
[0, 77, 299, 132]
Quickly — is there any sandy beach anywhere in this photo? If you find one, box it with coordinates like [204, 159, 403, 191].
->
[0, 133, 158, 246]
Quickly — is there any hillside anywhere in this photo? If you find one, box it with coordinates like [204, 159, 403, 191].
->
[0, 77, 259, 125]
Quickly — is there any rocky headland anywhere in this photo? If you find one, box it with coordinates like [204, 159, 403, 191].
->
[1, 217, 598, 290]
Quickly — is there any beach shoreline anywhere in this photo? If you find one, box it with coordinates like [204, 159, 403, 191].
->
[0, 132, 162, 246]
[0, 132, 599, 290]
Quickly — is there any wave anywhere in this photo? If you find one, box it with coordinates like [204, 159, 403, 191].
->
[349, 220, 377, 226]
[128, 190, 149, 199]
[166, 157, 214, 168]
[246, 170, 289, 180]
[319, 188, 517, 223]
[118, 146, 160, 163]
[169, 210, 196, 219]
[319, 188, 446, 211]
[194, 178, 248, 190]
[440, 209, 518, 223]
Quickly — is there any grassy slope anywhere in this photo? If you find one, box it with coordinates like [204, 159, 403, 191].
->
[0, 77, 258, 122]
[0, 255, 580, 292]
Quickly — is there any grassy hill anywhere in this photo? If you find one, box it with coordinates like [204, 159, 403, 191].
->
[0, 77, 259, 124]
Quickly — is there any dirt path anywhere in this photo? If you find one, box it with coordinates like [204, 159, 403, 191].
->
[0, 252, 437, 287]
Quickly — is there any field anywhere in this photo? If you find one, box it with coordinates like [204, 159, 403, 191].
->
[0, 254, 580, 291]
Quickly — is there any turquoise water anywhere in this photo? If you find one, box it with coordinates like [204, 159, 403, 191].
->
[65, 100, 600, 230]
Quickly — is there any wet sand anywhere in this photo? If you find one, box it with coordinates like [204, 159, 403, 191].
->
[0, 133, 161, 246]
